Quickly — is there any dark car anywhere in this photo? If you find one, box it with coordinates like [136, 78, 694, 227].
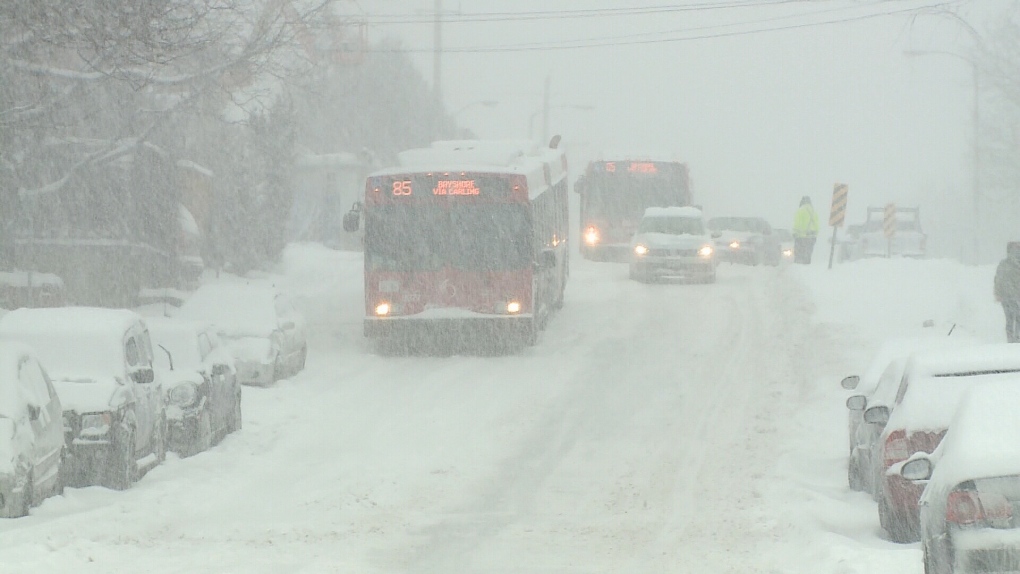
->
[707, 216, 781, 266]
[148, 318, 242, 457]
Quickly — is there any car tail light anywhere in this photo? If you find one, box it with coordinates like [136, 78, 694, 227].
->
[947, 490, 1013, 527]
[884, 430, 909, 467]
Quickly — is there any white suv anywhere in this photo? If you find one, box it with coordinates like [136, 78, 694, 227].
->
[630, 207, 718, 283]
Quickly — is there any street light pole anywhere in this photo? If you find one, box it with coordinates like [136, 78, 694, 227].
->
[904, 49, 981, 263]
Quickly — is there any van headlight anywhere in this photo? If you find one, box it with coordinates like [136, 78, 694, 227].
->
[729, 240, 740, 250]
[169, 383, 199, 408]
[79, 412, 113, 437]
[634, 244, 648, 256]
[698, 245, 714, 258]
[584, 226, 600, 245]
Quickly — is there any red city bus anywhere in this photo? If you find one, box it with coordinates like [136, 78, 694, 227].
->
[346, 140, 569, 349]
[575, 159, 692, 260]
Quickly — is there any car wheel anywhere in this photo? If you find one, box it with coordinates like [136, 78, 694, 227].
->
[152, 417, 167, 465]
[55, 449, 66, 496]
[848, 458, 864, 491]
[188, 411, 213, 457]
[629, 265, 647, 283]
[227, 393, 242, 433]
[19, 472, 33, 517]
[107, 430, 136, 491]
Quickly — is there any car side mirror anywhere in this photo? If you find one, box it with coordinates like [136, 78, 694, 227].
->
[131, 368, 155, 384]
[841, 375, 861, 390]
[901, 457, 933, 481]
[846, 395, 866, 411]
[27, 404, 41, 421]
[342, 210, 360, 232]
[863, 405, 889, 425]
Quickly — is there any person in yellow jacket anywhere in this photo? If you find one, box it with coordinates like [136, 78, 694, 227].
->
[792, 196, 819, 264]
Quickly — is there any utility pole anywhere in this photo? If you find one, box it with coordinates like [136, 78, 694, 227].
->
[971, 63, 980, 264]
[433, 0, 442, 105]
[541, 75, 551, 142]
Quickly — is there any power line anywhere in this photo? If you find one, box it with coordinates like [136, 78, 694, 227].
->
[359, 2, 957, 54]
[362, 1, 810, 25]
[420, 1, 924, 52]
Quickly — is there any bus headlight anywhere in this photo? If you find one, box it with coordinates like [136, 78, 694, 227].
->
[374, 302, 391, 316]
[698, 245, 714, 258]
[506, 301, 522, 314]
[584, 226, 600, 246]
[634, 244, 649, 256]
[729, 240, 741, 250]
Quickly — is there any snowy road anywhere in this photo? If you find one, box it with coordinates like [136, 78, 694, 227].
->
[2, 246, 986, 573]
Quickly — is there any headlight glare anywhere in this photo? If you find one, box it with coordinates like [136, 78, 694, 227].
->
[698, 245, 714, 257]
[729, 240, 740, 250]
[782, 248, 793, 257]
[584, 226, 600, 246]
[169, 383, 199, 408]
[375, 302, 391, 316]
[634, 244, 649, 256]
[506, 301, 522, 314]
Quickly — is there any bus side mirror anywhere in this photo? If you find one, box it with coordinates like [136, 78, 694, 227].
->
[343, 210, 360, 232]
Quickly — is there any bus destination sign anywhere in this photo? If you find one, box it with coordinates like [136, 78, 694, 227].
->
[433, 180, 480, 196]
[599, 161, 659, 174]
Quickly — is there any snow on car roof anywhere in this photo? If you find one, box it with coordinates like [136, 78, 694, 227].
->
[931, 381, 1020, 486]
[643, 206, 702, 218]
[906, 343, 1020, 379]
[860, 336, 979, 396]
[178, 283, 281, 337]
[0, 308, 140, 381]
[889, 370, 1020, 434]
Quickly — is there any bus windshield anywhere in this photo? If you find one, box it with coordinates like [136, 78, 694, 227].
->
[584, 174, 687, 224]
[365, 204, 532, 272]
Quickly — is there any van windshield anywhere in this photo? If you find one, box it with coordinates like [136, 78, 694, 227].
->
[638, 217, 704, 236]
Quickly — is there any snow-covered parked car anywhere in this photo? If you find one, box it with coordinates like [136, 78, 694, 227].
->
[0, 343, 65, 517]
[903, 380, 1020, 574]
[0, 308, 166, 490]
[177, 284, 307, 386]
[629, 207, 717, 283]
[147, 318, 242, 457]
[707, 216, 781, 266]
[843, 336, 976, 494]
[866, 344, 1020, 542]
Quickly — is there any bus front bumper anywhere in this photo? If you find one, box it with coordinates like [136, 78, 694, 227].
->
[365, 314, 535, 340]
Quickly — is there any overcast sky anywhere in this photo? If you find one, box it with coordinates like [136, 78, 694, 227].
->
[355, 0, 1005, 246]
